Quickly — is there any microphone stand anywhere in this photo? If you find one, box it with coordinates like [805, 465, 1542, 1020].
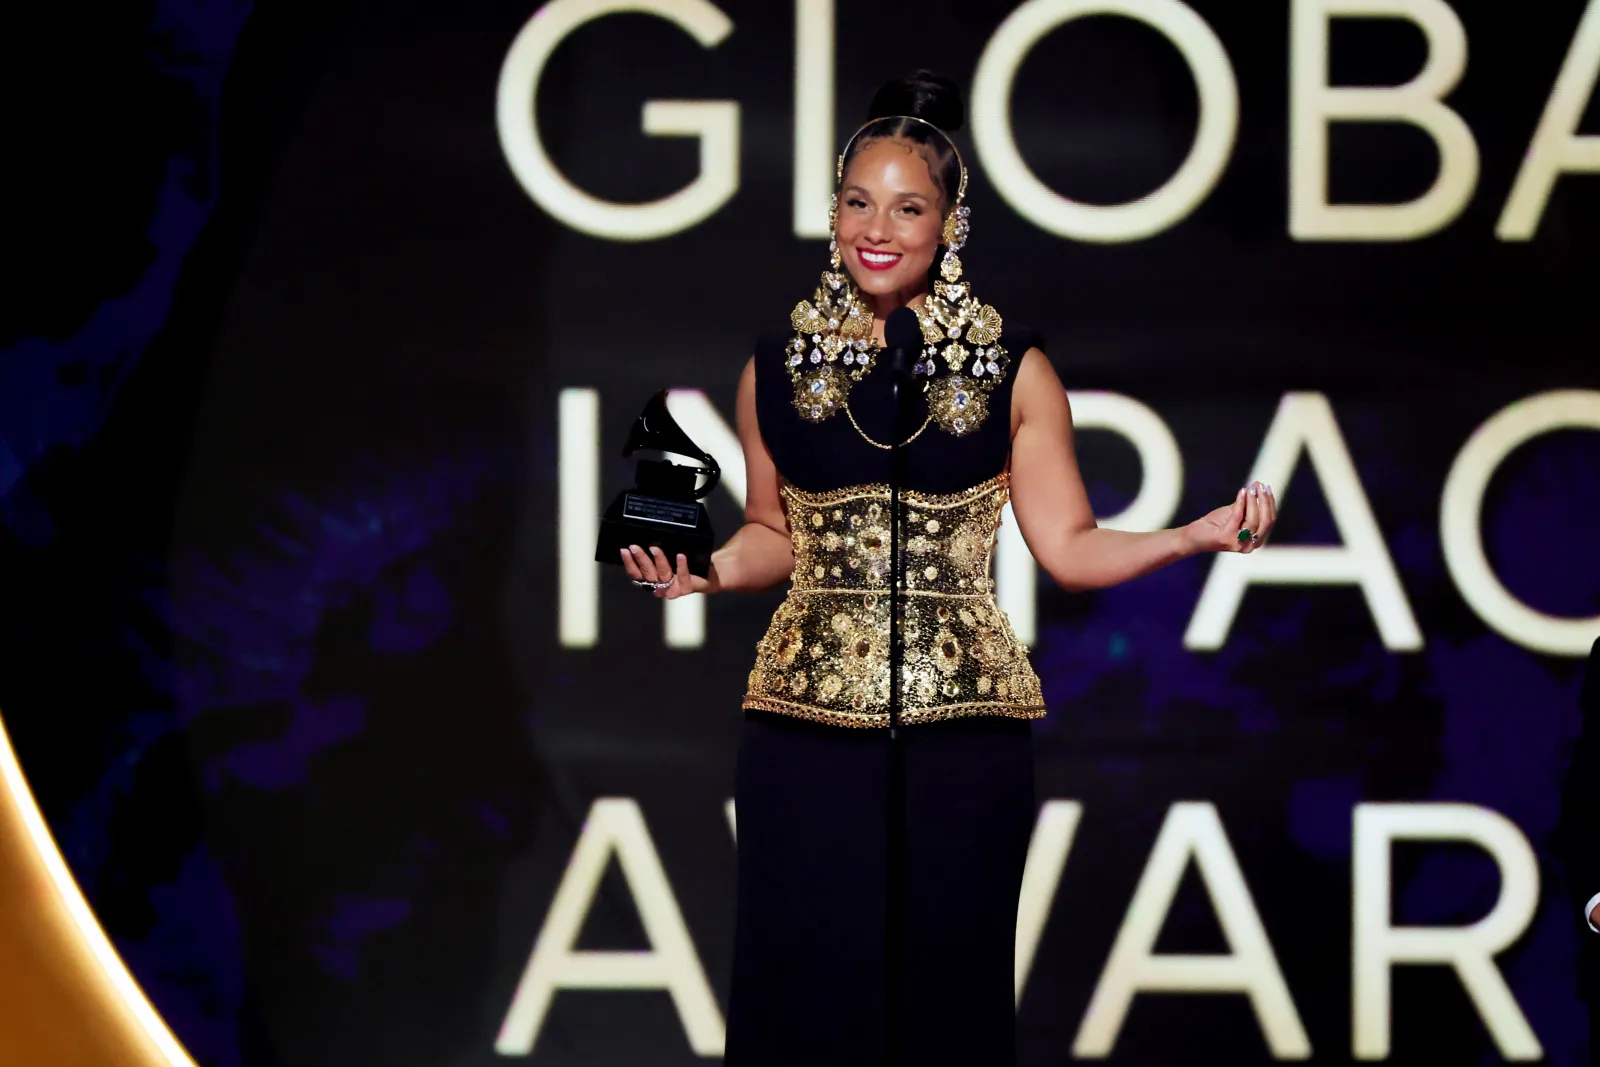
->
[885, 340, 913, 1067]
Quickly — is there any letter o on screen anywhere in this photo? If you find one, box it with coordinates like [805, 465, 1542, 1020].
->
[1441, 390, 1600, 656]
[496, 0, 740, 241]
[971, 0, 1238, 243]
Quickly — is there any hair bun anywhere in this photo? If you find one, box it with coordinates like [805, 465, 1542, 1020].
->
[867, 70, 965, 134]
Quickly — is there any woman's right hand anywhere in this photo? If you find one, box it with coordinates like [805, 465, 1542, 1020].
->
[620, 545, 709, 599]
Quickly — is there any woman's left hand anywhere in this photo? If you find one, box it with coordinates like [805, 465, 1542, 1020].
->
[1182, 481, 1276, 555]
[620, 545, 711, 598]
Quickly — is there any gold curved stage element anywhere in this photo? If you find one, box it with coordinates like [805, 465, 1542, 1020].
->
[0, 710, 198, 1067]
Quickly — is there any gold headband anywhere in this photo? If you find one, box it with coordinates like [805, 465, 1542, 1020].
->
[835, 114, 969, 203]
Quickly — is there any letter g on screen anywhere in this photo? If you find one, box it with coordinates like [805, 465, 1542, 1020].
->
[496, 0, 740, 241]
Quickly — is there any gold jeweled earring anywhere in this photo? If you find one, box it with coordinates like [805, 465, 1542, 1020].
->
[828, 193, 842, 270]
[786, 168, 879, 422]
[920, 197, 1009, 436]
[941, 208, 965, 275]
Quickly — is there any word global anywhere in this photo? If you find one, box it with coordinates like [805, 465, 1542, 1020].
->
[496, 799, 1544, 1060]
[497, 0, 1600, 242]
[556, 388, 1600, 657]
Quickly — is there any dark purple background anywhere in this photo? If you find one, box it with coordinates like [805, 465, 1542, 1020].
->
[2, 0, 1599, 1063]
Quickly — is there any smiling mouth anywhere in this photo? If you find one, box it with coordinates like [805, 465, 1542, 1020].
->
[856, 248, 902, 271]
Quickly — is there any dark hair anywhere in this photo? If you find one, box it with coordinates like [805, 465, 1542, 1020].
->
[840, 70, 966, 209]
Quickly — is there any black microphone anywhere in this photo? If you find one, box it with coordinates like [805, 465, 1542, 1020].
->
[884, 306, 921, 437]
[885, 306, 920, 380]
[880, 304, 920, 1067]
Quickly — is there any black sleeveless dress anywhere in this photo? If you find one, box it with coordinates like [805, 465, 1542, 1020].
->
[723, 331, 1043, 1067]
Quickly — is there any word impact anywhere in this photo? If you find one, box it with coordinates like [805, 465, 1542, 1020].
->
[556, 387, 1600, 657]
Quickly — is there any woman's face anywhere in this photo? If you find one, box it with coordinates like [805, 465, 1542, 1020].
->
[836, 138, 945, 303]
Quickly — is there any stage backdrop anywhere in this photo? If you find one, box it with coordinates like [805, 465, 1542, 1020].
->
[6, 0, 1600, 1064]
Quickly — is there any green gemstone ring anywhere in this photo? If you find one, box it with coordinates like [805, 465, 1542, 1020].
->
[1237, 528, 1252, 543]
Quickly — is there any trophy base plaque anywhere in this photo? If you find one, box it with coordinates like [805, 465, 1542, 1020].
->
[595, 491, 714, 578]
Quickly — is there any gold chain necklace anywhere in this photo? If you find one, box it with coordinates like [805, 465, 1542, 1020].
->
[844, 397, 932, 450]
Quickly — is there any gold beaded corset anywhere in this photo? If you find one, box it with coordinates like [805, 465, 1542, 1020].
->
[742, 471, 1045, 728]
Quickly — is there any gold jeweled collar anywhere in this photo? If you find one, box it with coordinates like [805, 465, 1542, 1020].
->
[785, 267, 1010, 438]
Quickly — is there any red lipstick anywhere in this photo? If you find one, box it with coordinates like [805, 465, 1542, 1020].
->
[855, 247, 903, 272]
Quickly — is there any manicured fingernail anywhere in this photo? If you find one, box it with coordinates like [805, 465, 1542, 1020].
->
[1251, 486, 1259, 496]
[629, 545, 640, 553]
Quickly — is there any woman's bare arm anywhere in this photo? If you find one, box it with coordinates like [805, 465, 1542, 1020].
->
[1006, 348, 1271, 592]
[707, 357, 795, 593]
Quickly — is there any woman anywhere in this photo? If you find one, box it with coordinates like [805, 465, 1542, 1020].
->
[619, 71, 1277, 1066]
